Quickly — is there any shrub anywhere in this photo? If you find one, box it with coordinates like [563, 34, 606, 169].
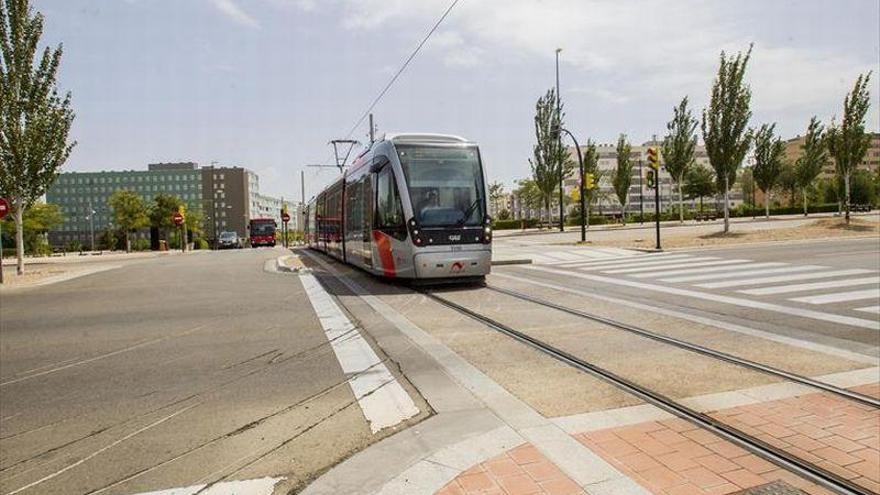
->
[194, 238, 209, 250]
[65, 240, 83, 252]
[132, 238, 151, 251]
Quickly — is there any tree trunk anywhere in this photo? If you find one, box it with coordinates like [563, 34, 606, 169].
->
[125, 233, 131, 253]
[765, 190, 770, 219]
[678, 180, 684, 223]
[14, 200, 25, 275]
[803, 187, 808, 217]
[844, 174, 851, 224]
[723, 176, 730, 233]
[700, 196, 703, 212]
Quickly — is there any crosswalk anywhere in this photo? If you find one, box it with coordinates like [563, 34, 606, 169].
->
[521, 251, 880, 329]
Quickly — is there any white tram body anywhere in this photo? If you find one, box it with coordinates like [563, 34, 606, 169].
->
[305, 133, 492, 280]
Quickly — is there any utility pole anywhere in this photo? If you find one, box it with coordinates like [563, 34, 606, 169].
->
[210, 161, 218, 249]
[555, 48, 564, 232]
[369, 113, 375, 143]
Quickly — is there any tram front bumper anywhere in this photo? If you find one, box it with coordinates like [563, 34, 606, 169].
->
[413, 248, 492, 278]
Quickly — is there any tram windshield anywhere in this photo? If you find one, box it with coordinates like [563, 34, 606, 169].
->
[396, 145, 485, 228]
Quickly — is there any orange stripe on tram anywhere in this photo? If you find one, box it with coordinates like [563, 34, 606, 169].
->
[372, 230, 396, 277]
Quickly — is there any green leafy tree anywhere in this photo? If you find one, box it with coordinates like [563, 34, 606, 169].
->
[702, 45, 753, 232]
[109, 190, 148, 252]
[794, 117, 828, 216]
[751, 123, 785, 218]
[778, 160, 798, 207]
[740, 168, 756, 208]
[0, 0, 76, 273]
[488, 181, 505, 218]
[581, 139, 604, 228]
[513, 178, 542, 220]
[684, 165, 717, 212]
[529, 88, 570, 225]
[150, 192, 183, 241]
[612, 134, 633, 223]
[661, 97, 698, 222]
[1, 201, 62, 254]
[827, 72, 873, 224]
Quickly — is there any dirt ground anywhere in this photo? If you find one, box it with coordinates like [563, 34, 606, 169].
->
[579, 217, 879, 249]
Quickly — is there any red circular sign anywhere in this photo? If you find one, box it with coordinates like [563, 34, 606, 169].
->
[0, 198, 8, 220]
[281, 212, 290, 223]
[172, 212, 184, 225]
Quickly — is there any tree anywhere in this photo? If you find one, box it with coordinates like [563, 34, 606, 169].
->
[661, 97, 698, 222]
[778, 160, 798, 208]
[702, 45, 753, 233]
[529, 88, 570, 225]
[751, 123, 785, 218]
[513, 179, 542, 220]
[827, 72, 873, 224]
[109, 190, 148, 252]
[740, 168, 756, 208]
[581, 140, 604, 229]
[150, 192, 183, 241]
[488, 181, 505, 218]
[794, 117, 828, 216]
[612, 134, 633, 223]
[0, 0, 76, 274]
[684, 165, 717, 212]
[0, 201, 61, 254]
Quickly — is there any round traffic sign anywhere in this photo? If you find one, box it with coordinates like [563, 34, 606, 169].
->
[0, 198, 8, 220]
[281, 212, 290, 223]
[172, 212, 184, 225]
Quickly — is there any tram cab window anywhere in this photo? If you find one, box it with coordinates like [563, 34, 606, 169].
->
[376, 167, 406, 239]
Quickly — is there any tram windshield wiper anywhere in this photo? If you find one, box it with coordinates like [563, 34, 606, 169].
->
[456, 197, 481, 226]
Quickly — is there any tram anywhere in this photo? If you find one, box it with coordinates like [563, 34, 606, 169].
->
[305, 133, 492, 280]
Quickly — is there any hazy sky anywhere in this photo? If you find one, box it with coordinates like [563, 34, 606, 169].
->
[39, 0, 880, 201]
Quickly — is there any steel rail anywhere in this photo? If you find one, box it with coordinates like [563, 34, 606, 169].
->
[420, 290, 874, 495]
[484, 284, 880, 409]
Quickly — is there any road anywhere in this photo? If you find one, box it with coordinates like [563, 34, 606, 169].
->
[0, 248, 422, 495]
[495, 237, 880, 356]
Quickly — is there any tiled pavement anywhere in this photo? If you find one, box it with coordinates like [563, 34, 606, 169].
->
[434, 384, 880, 495]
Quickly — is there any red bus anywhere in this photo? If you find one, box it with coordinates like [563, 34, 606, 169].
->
[248, 218, 277, 247]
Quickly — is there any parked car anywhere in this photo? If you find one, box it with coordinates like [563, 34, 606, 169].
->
[217, 231, 242, 249]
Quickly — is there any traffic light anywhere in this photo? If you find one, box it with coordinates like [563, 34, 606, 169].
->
[647, 147, 660, 170]
[646, 170, 656, 189]
[584, 173, 595, 190]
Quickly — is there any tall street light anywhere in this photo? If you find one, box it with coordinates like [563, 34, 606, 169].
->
[554, 126, 586, 242]
[555, 48, 564, 232]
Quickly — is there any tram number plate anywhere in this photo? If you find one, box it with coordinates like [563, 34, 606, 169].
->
[451, 245, 462, 252]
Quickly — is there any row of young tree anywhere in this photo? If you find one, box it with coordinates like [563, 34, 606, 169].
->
[519, 44, 874, 233]
[0, 190, 203, 255]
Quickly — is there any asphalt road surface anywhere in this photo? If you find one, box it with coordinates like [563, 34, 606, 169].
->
[496, 237, 880, 357]
[0, 248, 382, 495]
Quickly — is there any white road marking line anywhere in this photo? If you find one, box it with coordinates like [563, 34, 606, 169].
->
[131, 477, 283, 495]
[740, 277, 880, 295]
[855, 306, 880, 314]
[585, 256, 720, 273]
[696, 269, 875, 289]
[525, 265, 880, 330]
[299, 273, 418, 433]
[544, 252, 686, 267]
[492, 272, 878, 364]
[661, 265, 824, 283]
[790, 288, 880, 305]
[7, 404, 199, 495]
[627, 260, 763, 277]
[546, 251, 587, 261]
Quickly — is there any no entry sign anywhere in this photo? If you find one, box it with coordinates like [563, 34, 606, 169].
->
[172, 212, 184, 225]
[0, 198, 8, 219]
[281, 212, 290, 223]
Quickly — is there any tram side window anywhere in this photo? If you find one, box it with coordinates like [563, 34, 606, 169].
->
[376, 168, 406, 240]
[346, 180, 362, 240]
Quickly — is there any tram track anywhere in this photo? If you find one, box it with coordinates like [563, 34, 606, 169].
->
[483, 283, 879, 409]
[419, 287, 877, 495]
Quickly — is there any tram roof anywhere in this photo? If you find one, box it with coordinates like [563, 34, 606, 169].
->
[381, 133, 472, 145]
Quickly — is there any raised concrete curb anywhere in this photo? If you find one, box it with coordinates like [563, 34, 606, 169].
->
[491, 258, 533, 266]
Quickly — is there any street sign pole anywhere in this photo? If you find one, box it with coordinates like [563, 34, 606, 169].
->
[654, 174, 661, 250]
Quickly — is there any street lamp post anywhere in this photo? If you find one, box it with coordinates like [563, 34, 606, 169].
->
[555, 48, 564, 232]
[556, 127, 586, 242]
[87, 199, 95, 252]
[638, 159, 644, 224]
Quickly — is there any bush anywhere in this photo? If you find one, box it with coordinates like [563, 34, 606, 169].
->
[132, 238, 151, 251]
[194, 238, 209, 250]
[65, 240, 83, 253]
[492, 218, 541, 230]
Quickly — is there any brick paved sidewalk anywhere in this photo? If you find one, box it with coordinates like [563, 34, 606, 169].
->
[435, 384, 879, 495]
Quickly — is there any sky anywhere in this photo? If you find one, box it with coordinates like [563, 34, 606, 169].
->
[38, 0, 880, 202]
